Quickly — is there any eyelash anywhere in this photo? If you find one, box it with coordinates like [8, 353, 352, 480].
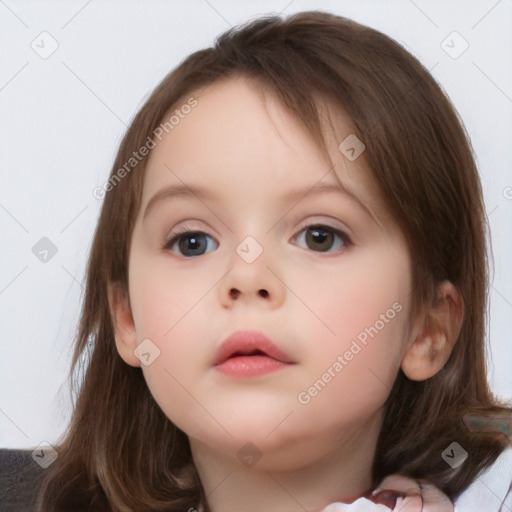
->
[163, 221, 353, 257]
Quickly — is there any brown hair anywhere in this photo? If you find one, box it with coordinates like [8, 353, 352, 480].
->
[36, 10, 511, 511]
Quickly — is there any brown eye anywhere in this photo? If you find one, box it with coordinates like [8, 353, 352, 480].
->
[294, 224, 351, 253]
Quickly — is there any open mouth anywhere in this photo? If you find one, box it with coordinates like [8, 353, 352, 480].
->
[214, 330, 294, 378]
[227, 349, 268, 359]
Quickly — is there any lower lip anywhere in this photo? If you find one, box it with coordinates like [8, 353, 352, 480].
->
[215, 355, 289, 377]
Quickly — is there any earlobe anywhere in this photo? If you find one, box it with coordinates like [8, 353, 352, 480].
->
[107, 283, 141, 367]
[401, 281, 464, 381]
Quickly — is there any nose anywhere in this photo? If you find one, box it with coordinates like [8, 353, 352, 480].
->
[218, 241, 286, 310]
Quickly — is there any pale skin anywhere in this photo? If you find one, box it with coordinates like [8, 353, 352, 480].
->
[109, 77, 463, 512]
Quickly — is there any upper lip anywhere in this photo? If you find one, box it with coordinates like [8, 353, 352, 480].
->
[214, 330, 294, 365]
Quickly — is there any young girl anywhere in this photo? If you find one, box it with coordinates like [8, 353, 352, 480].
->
[33, 10, 511, 512]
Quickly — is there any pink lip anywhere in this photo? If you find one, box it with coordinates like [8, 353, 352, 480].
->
[214, 330, 294, 378]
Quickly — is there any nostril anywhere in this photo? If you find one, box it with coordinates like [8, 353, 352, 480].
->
[228, 289, 269, 299]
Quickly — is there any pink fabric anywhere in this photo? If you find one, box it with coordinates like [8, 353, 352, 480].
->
[320, 474, 453, 511]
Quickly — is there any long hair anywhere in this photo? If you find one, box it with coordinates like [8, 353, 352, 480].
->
[36, 11, 511, 511]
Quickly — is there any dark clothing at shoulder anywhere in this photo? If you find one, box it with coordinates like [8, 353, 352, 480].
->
[0, 448, 112, 512]
[0, 448, 45, 512]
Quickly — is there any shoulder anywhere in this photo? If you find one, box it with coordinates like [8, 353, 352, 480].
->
[454, 446, 512, 512]
[0, 448, 46, 511]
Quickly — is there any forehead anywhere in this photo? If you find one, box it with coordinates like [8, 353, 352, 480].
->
[140, 77, 393, 230]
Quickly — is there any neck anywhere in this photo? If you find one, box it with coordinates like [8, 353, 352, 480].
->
[190, 413, 382, 512]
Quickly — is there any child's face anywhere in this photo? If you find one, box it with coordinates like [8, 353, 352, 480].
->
[118, 77, 417, 469]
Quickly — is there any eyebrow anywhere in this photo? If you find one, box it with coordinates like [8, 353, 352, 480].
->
[142, 181, 378, 225]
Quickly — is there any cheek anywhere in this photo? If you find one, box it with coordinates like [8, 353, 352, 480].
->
[297, 246, 409, 344]
[127, 247, 224, 435]
[292, 246, 410, 406]
[127, 241, 215, 338]
[294, 303, 407, 431]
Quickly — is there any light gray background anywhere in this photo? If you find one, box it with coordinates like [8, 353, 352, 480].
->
[1, 0, 511, 449]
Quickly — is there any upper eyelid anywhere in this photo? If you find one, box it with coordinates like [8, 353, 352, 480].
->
[294, 217, 351, 235]
[165, 221, 352, 245]
[166, 214, 352, 236]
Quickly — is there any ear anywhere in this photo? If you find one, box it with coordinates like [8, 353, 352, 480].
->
[401, 281, 463, 381]
[107, 282, 141, 367]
